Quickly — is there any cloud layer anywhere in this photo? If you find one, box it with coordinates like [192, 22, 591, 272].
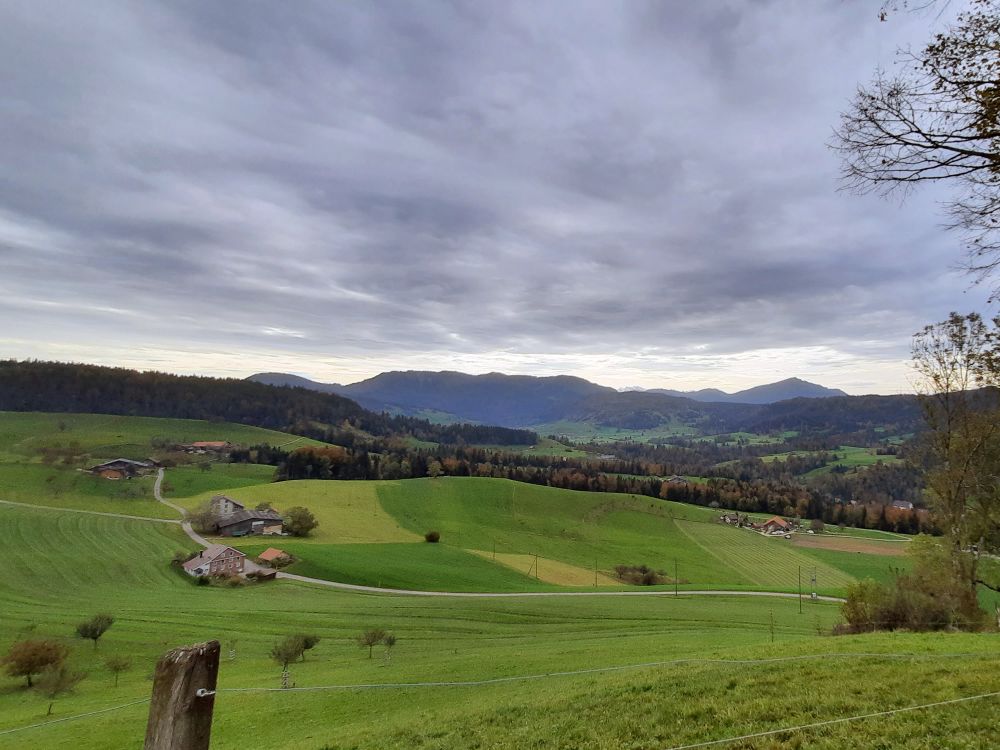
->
[0, 1, 990, 393]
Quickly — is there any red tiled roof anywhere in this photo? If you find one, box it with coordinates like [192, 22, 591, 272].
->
[258, 547, 289, 562]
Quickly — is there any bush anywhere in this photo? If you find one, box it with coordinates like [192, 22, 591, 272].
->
[838, 536, 987, 634]
[284, 506, 318, 537]
[613, 564, 666, 586]
[424, 531, 440, 543]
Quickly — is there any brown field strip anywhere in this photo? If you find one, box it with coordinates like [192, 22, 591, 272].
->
[791, 535, 908, 556]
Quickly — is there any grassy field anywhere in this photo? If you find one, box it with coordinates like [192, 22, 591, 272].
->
[162, 463, 277, 500]
[1, 503, 998, 749]
[0, 412, 324, 462]
[756, 444, 903, 476]
[176, 476, 903, 596]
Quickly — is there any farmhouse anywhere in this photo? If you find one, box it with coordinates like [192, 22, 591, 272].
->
[210, 494, 246, 516]
[758, 516, 792, 535]
[891, 500, 914, 510]
[182, 545, 246, 577]
[89, 458, 152, 479]
[666, 475, 689, 485]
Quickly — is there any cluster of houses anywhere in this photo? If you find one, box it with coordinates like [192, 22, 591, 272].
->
[181, 492, 292, 579]
[720, 512, 796, 536]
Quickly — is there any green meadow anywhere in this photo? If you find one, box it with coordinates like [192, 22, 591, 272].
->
[1, 413, 998, 748]
[1, 503, 998, 750]
[0, 411, 324, 463]
[170, 475, 903, 597]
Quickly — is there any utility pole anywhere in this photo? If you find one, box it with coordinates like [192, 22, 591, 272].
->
[534, 553, 539, 580]
[674, 559, 678, 597]
[769, 610, 775, 643]
[594, 558, 598, 587]
[798, 565, 802, 614]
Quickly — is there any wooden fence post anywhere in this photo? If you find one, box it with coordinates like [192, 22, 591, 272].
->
[144, 640, 220, 750]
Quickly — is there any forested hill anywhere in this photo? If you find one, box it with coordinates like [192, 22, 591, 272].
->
[250, 370, 612, 425]
[0, 361, 536, 445]
[249, 369, 926, 436]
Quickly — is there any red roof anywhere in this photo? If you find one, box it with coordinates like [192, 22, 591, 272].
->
[258, 547, 289, 562]
[192, 441, 229, 448]
[763, 516, 790, 528]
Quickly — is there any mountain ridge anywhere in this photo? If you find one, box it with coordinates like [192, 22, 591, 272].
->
[247, 370, 856, 428]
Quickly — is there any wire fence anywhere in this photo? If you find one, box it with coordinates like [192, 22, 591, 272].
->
[1, 650, 994, 739]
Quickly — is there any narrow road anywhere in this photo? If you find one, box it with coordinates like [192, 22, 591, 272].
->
[147, 468, 846, 603]
[275, 571, 846, 601]
[153, 467, 212, 546]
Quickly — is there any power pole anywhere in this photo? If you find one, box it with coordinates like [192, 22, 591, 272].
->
[769, 610, 775, 643]
[534, 553, 539, 580]
[144, 641, 219, 750]
[674, 558, 678, 597]
[798, 565, 802, 614]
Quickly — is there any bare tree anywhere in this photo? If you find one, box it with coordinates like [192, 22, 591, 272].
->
[35, 665, 85, 716]
[383, 633, 397, 663]
[834, 0, 1000, 294]
[356, 628, 387, 659]
[104, 654, 131, 688]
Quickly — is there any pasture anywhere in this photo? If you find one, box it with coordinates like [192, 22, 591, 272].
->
[1, 504, 998, 750]
[178, 476, 904, 597]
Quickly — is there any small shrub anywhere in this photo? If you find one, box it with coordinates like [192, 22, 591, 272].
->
[613, 564, 666, 586]
[195, 575, 210, 586]
[424, 531, 440, 543]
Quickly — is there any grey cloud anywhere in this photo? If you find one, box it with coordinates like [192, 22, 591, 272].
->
[0, 0, 989, 392]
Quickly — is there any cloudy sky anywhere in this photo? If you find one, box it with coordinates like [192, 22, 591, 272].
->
[1, 1, 992, 394]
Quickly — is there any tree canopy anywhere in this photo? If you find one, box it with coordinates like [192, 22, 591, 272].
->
[836, 0, 1000, 294]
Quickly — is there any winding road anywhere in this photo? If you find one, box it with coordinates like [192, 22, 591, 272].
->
[143, 467, 848, 602]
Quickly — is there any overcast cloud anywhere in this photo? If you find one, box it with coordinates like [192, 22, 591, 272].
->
[0, 0, 992, 393]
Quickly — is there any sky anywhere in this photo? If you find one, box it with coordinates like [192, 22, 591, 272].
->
[1, 0, 994, 395]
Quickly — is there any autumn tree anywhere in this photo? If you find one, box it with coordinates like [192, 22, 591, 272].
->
[2, 640, 68, 687]
[835, 0, 1000, 293]
[912, 312, 1000, 597]
[76, 614, 114, 650]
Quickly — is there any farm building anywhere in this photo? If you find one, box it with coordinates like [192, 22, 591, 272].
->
[215, 509, 284, 537]
[891, 500, 914, 510]
[182, 545, 246, 577]
[89, 458, 152, 479]
[210, 494, 246, 516]
[666, 475, 689, 485]
[757, 516, 792, 535]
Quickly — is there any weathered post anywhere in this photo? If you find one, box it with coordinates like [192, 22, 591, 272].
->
[144, 640, 220, 750]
